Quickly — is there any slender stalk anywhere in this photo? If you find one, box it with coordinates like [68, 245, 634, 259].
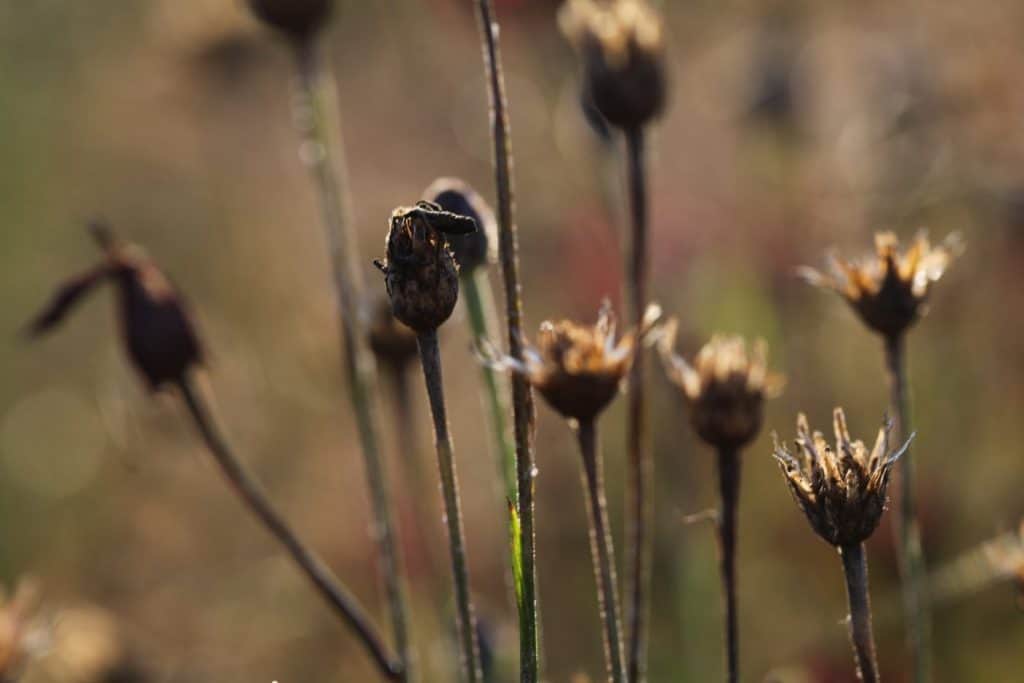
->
[716, 447, 741, 683]
[623, 125, 651, 683]
[576, 418, 626, 683]
[416, 329, 482, 683]
[177, 375, 401, 680]
[839, 543, 881, 683]
[883, 333, 931, 682]
[292, 40, 413, 681]
[472, 3, 539, 680]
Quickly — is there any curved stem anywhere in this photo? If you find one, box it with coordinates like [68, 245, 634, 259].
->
[884, 333, 931, 682]
[623, 125, 651, 683]
[177, 375, 401, 680]
[292, 41, 414, 681]
[840, 543, 881, 683]
[472, 3, 539, 681]
[416, 330, 482, 683]
[576, 418, 626, 683]
[716, 447, 741, 683]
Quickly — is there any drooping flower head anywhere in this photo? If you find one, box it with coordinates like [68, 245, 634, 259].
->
[423, 177, 498, 274]
[559, 0, 667, 131]
[800, 231, 962, 338]
[773, 408, 912, 547]
[484, 302, 660, 422]
[658, 321, 783, 450]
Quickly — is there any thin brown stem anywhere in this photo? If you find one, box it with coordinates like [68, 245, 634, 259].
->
[839, 543, 881, 683]
[177, 375, 401, 680]
[716, 447, 741, 683]
[576, 418, 626, 683]
[472, 3, 539, 681]
[883, 333, 931, 682]
[416, 329, 482, 683]
[623, 125, 651, 683]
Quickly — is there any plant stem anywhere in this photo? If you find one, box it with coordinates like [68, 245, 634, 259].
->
[177, 375, 401, 680]
[576, 418, 626, 683]
[716, 447, 741, 683]
[623, 125, 651, 683]
[416, 329, 482, 683]
[462, 270, 517, 502]
[884, 333, 931, 682]
[292, 40, 413, 681]
[472, 3, 539, 681]
[839, 543, 881, 683]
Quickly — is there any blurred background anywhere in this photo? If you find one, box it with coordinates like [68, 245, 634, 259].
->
[2, 0, 1023, 681]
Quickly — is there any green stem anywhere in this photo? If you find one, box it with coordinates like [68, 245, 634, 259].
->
[472, 3, 539, 681]
[839, 543, 881, 683]
[884, 334, 931, 682]
[716, 447, 741, 683]
[576, 418, 626, 683]
[416, 329, 482, 683]
[293, 41, 413, 681]
[624, 126, 651, 683]
[177, 376, 401, 680]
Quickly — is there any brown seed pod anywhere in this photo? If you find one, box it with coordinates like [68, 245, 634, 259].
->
[374, 201, 476, 333]
[423, 177, 498, 274]
[366, 295, 419, 372]
[247, 0, 333, 42]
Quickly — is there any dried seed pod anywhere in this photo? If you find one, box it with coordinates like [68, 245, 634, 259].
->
[658, 321, 783, 450]
[248, 0, 333, 42]
[559, 0, 667, 131]
[483, 301, 660, 422]
[773, 409, 912, 547]
[27, 224, 202, 391]
[367, 295, 419, 372]
[800, 231, 962, 339]
[423, 177, 498, 274]
[375, 201, 476, 333]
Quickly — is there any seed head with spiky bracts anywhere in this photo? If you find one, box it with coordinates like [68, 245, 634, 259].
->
[800, 231, 962, 339]
[658, 321, 783, 450]
[773, 408, 913, 547]
[482, 302, 660, 422]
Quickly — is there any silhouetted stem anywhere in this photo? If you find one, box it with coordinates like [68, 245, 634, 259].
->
[177, 376, 401, 680]
[716, 447, 740, 683]
[472, 3, 539, 681]
[292, 40, 413, 681]
[884, 333, 931, 682]
[839, 543, 881, 683]
[576, 418, 626, 683]
[623, 125, 651, 683]
[416, 329, 482, 683]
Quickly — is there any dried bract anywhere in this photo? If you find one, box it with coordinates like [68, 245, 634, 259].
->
[773, 409, 912, 547]
[800, 231, 962, 338]
[559, 0, 666, 130]
[483, 302, 660, 421]
[248, 0, 332, 42]
[659, 322, 783, 450]
[367, 296, 419, 371]
[424, 177, 498, 274]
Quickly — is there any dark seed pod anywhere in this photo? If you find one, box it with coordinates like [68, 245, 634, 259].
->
[367, 296, 419, 371]
[423, 177, 497, 274]
[248, 0, 333, 42]
[375, 201, 476, 333]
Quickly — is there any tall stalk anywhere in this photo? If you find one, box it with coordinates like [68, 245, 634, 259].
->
[577, 418, 627, 683]
[291, 41, 413, 681]
[839, 543, 882, 683]
[472, 2, 539, 680]
[623, 126, 651, 683]
[715, 447, 741, 683]
[883, 333, 931, 682]
[416, 329, 482, 683]
[177, 375, 402, 680]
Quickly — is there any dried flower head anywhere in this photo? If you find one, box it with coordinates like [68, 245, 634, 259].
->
[773, 409, 912, 547]
[247, 0, 332, 42]
[658, 321, 783, 450]
[374, 201, 477, 333]
[559, 0, 667, 130]
[423, 177, 498, 274]
[367, 295, 419, 371]
[26, 223, 202, 390]
[800, 231, 963, 338]
[483, 302, 660, 422]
